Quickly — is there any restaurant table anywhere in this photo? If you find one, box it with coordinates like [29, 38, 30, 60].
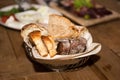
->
[0, 0, 120, 80]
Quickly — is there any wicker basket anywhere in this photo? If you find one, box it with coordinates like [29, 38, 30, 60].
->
[23, 25, 101, 71]
[24, 42, 101, 71]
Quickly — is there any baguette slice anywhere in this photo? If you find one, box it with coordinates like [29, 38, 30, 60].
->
[42, 36, 57, 57]
[29, 31, 48, 57]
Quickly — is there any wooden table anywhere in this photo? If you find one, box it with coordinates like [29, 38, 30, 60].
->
[0, 0, 120, 80]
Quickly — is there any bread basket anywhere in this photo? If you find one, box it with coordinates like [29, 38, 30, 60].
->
[23, 25, 101, 71]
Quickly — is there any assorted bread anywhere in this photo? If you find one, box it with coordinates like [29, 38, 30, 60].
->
[21, 14, 88, 57]
[21, 23, 57, 57]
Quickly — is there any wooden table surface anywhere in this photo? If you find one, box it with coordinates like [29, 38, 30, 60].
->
[0, 0, 120, 80]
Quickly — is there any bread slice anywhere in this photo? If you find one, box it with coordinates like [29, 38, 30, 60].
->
[21, 23, 40, 40]
[48, 14, 77, 39]
[29, 31, 48, 57]
[21, 23, 48, 42]
[42, 35, 57, 57]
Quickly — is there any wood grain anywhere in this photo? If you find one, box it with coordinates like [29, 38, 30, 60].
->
[26, 72, 63, 80]
[60, 67, 103, 80]
[88, 20, 120, 80]
[0, 0, 120, 80]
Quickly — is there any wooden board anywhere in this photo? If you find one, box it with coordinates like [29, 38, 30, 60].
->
[60, 67, 103, 80]
[49, 2, 120, 27]
[88, 20, 120, 80]
[0, 0, 120, 80]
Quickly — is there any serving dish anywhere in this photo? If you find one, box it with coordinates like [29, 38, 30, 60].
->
[49, 2, 119, 27]
[24, 42, 90, 71]
[23, 25, 101, 71]
[0, 4, 61, 30]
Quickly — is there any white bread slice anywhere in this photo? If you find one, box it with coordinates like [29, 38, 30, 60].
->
[41, 36, 57, 57]
[29, 31, 48, 57]
[48, 14, 77, 39]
